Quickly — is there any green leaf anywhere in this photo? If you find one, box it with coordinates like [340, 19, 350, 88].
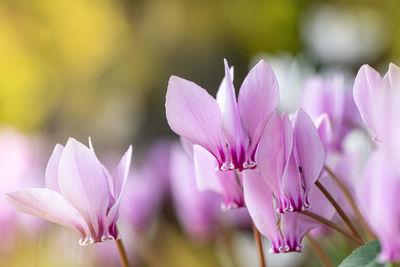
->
[339, 240, 389, 267]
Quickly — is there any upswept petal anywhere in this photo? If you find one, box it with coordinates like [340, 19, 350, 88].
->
[257, 112, 293, 200]
[358, 150, 400, 263]
[292, 108, 325, 192]
[166, 76, 226, 168]
[58, 138, 110, 239]
[106, 145, 133, 238]
[242, 170, 283, 253]
[45, 144, 64, 192]
[314, 113, 332, 152]
[238, 60, 279, 163]
[193, 144, 243, 210]
[110, 145, 133, 200]
[216, 66, 234, 113]
[353, 64, 383, 141]
[221, 59, 245, 169]
[6, 188, 89, 240]
[88, 137, 115, 198]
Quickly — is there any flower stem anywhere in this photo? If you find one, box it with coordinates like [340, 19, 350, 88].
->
[315, 180, 364, 243]
[115, 238, 130, 267]
[324, 166, 376, 241]
[251, 221, 266, 267]
[300, 210, 364, 246]
[305, 234, 334, 267]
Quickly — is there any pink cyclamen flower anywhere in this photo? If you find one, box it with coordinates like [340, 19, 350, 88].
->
[354, 63, 400, 168]
[256, 108, 325, 213]
[166, 59, 279, 171]
[358, 150, 400, 263]
[6, 138, 132, 245]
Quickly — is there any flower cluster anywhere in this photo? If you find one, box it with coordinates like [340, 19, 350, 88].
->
[5, 59, 400, 266]
[166, 59, 400, 264]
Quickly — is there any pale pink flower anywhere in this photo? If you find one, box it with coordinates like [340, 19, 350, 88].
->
[6, 138, 132, 245]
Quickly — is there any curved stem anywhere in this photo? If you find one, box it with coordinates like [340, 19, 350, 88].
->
[300, 210, 364, 246]
[324, 166, 376, 241]
[306, 234, 334, 267]
[315, 180, 364, 243]
[251, 222, 266, 267]
[116, 238, 130, 267]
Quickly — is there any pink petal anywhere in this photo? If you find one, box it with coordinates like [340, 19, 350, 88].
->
[106, 145, 133, 234]
[238, 60, 279, 162]
[165, 76, 226, 167]
[45, 144, 64, 192]
[257, 112, 293, 201]
[242, 170, 283, 253]
[216, 66, 234, 113]
[353, 64, 383, 141]
[111, 145, 133, 200]
[314, 113, 332, 152]
[6, 188, 89, 239]
[292, 108, 325, 192]
[220, 59, 245, 169]
[193, 144, 243, 210]
[58, 138, 110, 237]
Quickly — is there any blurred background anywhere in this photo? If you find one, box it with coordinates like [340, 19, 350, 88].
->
[0, 0, 398, 266]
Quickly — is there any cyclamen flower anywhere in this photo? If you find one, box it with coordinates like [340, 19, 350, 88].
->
[6, 138, 132, 245]
[166, 59, 279, 171]
[256, 108, 325, 213]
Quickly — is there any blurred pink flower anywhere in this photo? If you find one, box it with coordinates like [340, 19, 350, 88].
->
[119, 141, 171, 232]
[0, 128, 44, 252]
[169, 143, 221, 241]
[358, 150, 400, 263]
[166, 59, 279, 171]
[301, 75, 361, 151]
[6, 138, 132, 245]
